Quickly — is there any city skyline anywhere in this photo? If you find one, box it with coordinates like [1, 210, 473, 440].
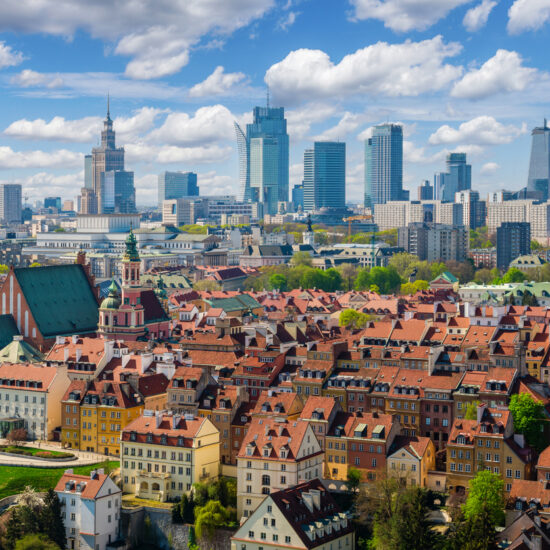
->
[0, 1, 547, 205]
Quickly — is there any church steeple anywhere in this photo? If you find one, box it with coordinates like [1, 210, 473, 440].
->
[122, 228, 141, 288]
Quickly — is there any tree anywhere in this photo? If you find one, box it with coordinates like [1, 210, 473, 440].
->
[193, 280, 221, 292]
[347, 467, 362, 493]
[6, 428, 27, 446]
[291, 251, 312, 267]
[29, 262, 42, 268]
[354, 268, 372, 291]
[338, 263, 358, 291]
[192, 482, 209, 507]
[509, 393, 546, 452]
[14, 535, 60, 550]
[400, 280, 429, 295]
[464, 401, 479, 420]
[446, 260, 475, 283]
[501, 268, 526, 283]
[388, 252, 419, 280]
[446, 507, 498, 550]
[474, 268, 493, 284]
[194, 500, 230, 540]
[0, 264, 9, 274]
[268, 273, 287, 291]
[40, 489, 66, 550]
[463, 470, 504, 527]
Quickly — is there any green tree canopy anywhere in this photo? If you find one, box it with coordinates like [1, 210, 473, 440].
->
[501, 267, 526, 283]
[194, 500, 231, 540]
[509, 393, 546, 452]
[291, 251, 313, 267]
[268, 273, 288, 291]
[463, 470, 505, 527]
[14, 535, 60, 550]
[193, 280, 221, 291]
[347, 467, 362, 493]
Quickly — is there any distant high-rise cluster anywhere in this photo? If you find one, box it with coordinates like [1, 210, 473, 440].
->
[526, 119, 550, 201]
[434, 153, 471, 202]
[158, 171, 199, 207]
[79, 98, 135, 214]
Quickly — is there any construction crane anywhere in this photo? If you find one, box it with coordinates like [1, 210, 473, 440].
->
[343, 214, 377, 268]
[343, 214, 374, 237]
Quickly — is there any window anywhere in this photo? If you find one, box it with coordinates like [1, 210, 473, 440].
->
[515, 470, 521, 479]
[285, 537, 291, 544]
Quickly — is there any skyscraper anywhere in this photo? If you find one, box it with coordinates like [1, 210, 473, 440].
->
[292, 183, 304, 210]
[234, 104, 289, 210]
[84, 155, 92, 189]
[364, 124, 403, 208]
[496, 222, 531, 269]
[303, 142, 346, 212]
[434, 153, 471, 202]
[250, 136, 280, 215]
[89, 98, 125, 213]
[0, 184, 22, 224]
[102, 171, 136, 213]
[418, 180, 434, 200]
[526, 120, 550, 200]
[158, 171, 199, 207]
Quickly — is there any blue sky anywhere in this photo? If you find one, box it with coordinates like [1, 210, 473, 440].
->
[0, 0, 549, 206]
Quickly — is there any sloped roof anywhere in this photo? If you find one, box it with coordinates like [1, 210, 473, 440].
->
[13, 265, 99, 338]
[0, 336, 44, 363]
[0, 315, 19, 349]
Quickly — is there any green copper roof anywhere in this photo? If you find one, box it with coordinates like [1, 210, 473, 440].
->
[0, 315, 19, 349]
[100, 279, 121, 310]
[0, 336, 44, 363]
[206, 294, 261, 313]
[123, 229, 140, 262]
[14, 265, 99, 338]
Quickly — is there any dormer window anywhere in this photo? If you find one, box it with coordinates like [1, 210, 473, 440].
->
[146, 433, 153, 443]
[178, 437, 184, 447]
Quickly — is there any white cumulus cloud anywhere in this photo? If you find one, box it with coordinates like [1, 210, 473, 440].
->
[429, 116, 526, 145]
[265, 36, 463, 104]
[189, 66, 247, 98]
[0, 41, 24, 69]
[349, 0, 472, 31]
[508, 0, 550, 34]
[463, 0, 498, 31]
[451, 49, 538, 100]
[0, 147, 82, 169]
[480, 161, 500, 174]
[148, 105, 236, 146]
[0, 0, 274, 79]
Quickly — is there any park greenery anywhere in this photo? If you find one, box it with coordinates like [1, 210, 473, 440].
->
[3, 488, 65, 550]
[353, 470, 504, 550]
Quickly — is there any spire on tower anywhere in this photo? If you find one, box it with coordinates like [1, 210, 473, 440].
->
[106, 92, 111, 121]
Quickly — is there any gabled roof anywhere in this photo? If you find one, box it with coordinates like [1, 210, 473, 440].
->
[12, 265, 99, 338]
[0, 315, 19, 349]
[55, 471, 116, 500]
[0, 336, 44, 363]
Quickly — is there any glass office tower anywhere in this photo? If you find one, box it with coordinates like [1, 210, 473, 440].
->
[303, 142, 346, 212]
[526, 120, 550, 200]
[158, 171, 199, 206]
[364, 123, 403, 207]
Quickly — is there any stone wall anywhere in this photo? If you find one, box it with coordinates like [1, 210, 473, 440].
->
[121, 507, 234, 550]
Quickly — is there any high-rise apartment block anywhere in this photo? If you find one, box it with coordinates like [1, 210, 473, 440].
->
[101, 171, 136, 213]
[157, 171, 199, 207]
[526, 120, 550, 200]
[418, 180, 434, 200]
[496, 222, 531, 269]
[364, 123, 404, 208]
[455, 190, 486, 229]
[434, 153, 471, 202]
[235, 105, 289, 213]
[303, 142, 346, 211]
[398, 222, 468, 263]
[84, 154, 92, 189]
[374, 200, 463, 231]
[0, 184, 22, 224]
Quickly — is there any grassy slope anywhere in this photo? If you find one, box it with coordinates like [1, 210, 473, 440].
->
[0, 461, 119, 500]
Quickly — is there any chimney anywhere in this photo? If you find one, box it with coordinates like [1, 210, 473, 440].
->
[476, 403, 487, 424]
[155, 410, 163, 428]
[76, 348, 82, 362]
[72, 334, 78, 344]
[64, 348, 69, 362]
[172, 414, 181, 430]
[89, 470, 96, 479]
[56, 336, 65, 345]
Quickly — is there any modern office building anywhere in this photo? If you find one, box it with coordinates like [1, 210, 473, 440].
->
[434, 153, 471, 202]
[84, 154, 92, 189]
[418, 180, 434, 200]
[234, 105, 289, 207]
[0, 184, 22, 224]
[303, 142, 345, 211]
[364, 123, 403, 208]
[292, 183, 304, 210]
[397, 222, 468, 262]
[496, 222, 531, 270]
[157, 171, 199, 206]
[44, 197, 62, 211]
[101, 170, 136, 213]
[526, 120, 550, 200]
[455, 190, 486, 229]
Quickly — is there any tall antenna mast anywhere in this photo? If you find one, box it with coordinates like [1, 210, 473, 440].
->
[107, 92, 110, 119]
